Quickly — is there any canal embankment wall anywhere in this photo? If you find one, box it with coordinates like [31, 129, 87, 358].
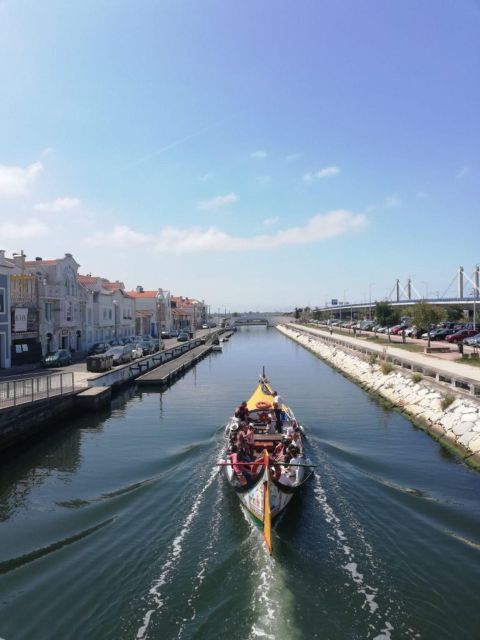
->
[277, 324, 480, 468]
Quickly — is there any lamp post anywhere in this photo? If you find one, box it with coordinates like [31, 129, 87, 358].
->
[368, 283, 375, 320]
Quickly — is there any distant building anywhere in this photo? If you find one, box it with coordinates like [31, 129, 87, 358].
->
[126, 287, 172, 337]
[171, 296, 207, 331]
[0, 250, 13, 369]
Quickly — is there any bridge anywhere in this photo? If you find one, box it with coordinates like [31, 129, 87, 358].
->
[224, 314, 292, 327]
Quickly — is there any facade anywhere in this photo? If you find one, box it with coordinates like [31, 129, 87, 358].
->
[9, 257, 42, 364]
[127, 287, 172, 337]
[0, 250, 13, 369]
[78, 275, 135, 348]
[24, 254, 87, 355]
[171, 296, 207, 331]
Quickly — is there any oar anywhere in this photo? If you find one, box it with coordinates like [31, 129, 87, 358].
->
[262, 449, 272, 555]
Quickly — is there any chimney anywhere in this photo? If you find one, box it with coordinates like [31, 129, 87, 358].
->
[65, 253, 72, 258]
[35, 257, 42, 261]
[136, 285, 144, 293]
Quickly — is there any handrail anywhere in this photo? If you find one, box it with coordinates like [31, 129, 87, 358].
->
[0, 372, 75, 409]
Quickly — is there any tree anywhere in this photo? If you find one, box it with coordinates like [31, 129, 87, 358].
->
[445, 305, 464, 322]
[374, 301, 400, 326]
[294, 307, 302, 319]
[411, 301, 446, 348]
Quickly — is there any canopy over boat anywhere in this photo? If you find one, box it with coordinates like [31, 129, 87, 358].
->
[246, 378, 293, 420]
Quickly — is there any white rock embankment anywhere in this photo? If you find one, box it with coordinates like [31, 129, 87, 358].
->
[277, 324, 480, 468]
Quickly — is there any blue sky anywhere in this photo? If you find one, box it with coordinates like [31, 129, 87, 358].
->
[0, 0, 478, 311]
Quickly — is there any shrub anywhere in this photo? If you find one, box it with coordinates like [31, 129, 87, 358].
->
[411, 372, 423, 384]
[440, 394, 455, 411]
[380, 360, 394, 375]
[368, 353, 378, 368]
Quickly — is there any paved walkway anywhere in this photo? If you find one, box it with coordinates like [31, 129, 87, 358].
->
[290, 324, 480, 384]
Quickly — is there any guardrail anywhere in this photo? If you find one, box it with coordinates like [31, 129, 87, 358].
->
[0, 372, 75, 409]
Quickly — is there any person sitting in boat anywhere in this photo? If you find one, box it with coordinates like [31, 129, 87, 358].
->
[266, 413, 276, 434]
[291, 430, 303, 453]
[235, 401, 249, 423]
[235, 423, 249, 458]
[287, 446, 303, 484]
[229, 445, 251, 484]
[273, 464, 293, 486]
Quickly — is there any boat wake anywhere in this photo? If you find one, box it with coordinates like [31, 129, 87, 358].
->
[240, 512, 301, 640]
[135, 465, 219, 640]
[309, 438, 419, 640]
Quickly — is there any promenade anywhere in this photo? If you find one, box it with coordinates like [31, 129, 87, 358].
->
[289, 323, 480, 392]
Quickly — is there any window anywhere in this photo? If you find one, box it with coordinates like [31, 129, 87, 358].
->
[0, 288, 5, 314]
[109, 309, 112, 320]
[44, 302, 52, 322]
[65, 300, 72, 321]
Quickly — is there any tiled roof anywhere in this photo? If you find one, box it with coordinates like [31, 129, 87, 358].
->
[78, 275, 97, 284]
[25, 259, 59, 266]
[127, 290, 158, 298]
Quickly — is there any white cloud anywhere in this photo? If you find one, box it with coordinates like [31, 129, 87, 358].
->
[84, 209, 366, 255]
[384, 194, 401, 208]
[456, 165, 470, 179]
[263, 216, 280, 227]
[198, 192, 239, 211]
[0, 162, 43, 197]
[85, 225, 150, 248]
[250, 150, 268, 159]
[286, 153, 302, 162]
[0, 217, 49, 239]
[303, 166, 340, 182]
[34, 197, 81, 213]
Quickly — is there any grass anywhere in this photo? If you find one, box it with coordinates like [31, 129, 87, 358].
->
[440, 393, 455, 411]
[411, 372, 423, 383]
[455, 356, 480, 367]
[380, 360, 394, 375]
[364, 337, 424, 352]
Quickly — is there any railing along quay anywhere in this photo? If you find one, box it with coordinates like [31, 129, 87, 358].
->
[0, 373, 75, 409]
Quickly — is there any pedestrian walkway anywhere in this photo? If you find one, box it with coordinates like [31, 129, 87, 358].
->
[290, 324, 480, 389]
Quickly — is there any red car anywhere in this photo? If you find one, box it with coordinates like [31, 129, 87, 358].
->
[446, 329, 479, 343]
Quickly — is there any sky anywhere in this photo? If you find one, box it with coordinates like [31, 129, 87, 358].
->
[0, 0, 479, 311]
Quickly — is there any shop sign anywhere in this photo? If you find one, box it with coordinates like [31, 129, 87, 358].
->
[14, 307, 28, 332]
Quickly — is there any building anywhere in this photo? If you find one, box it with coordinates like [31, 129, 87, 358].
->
[171, 296, 207, 331]
[0, 250, 13, 369]
[24, 253, 87, 355]
[126, 287, 172, 337]
[77, 275, 135, 348]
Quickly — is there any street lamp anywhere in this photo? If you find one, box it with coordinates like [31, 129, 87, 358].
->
[368, 283, 375, 320]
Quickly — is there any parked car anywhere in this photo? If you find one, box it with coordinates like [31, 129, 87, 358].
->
[131, 343, 144, 359]
[88, 342, 110, 356]
[161, 331, 171, 339]
[139, 339, 155, 355]
[105, 345, 133, 365]
[201, 324, 209, 329]
[42, 349, 72, 367]
[421, 328, 456, 341]
[445, 329, 479, 343]
[464, 333, 480, 347]
[177, 332, 189, 342]
[150, 338, 164, 351]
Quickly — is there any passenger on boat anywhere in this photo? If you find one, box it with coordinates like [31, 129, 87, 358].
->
[273, 391, 283, 432]
[236, 424, 249, 458]
[246, 423, 255, 458]
[273, 464, 293, 486]
[267, 414, 276, 434]
[291, 430, 303, 453]
[287, 447, 303, 484]
[235, 401, 249, 423]
[229, 445, 251, 483]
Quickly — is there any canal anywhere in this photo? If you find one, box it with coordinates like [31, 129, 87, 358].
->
[0, 327, 479, 640]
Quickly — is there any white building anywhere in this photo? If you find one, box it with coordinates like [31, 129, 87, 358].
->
[127, 287, 173, 337]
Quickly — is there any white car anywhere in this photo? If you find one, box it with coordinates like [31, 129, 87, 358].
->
[131, 343, 144, 359]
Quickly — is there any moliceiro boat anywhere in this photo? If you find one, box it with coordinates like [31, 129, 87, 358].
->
[221, 372, 313, 554]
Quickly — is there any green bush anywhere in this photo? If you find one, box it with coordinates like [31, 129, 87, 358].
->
[411, 372, 423, 383]
[380, 360, 394, 375]
[440, 394, 455, 411]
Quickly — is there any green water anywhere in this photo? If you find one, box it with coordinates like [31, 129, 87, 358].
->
[0, 328, 479, 639]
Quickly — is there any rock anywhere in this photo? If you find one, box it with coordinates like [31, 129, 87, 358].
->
[451, 421, 475, 437]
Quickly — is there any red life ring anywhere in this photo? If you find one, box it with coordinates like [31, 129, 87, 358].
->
[256, 401, 272, 410]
